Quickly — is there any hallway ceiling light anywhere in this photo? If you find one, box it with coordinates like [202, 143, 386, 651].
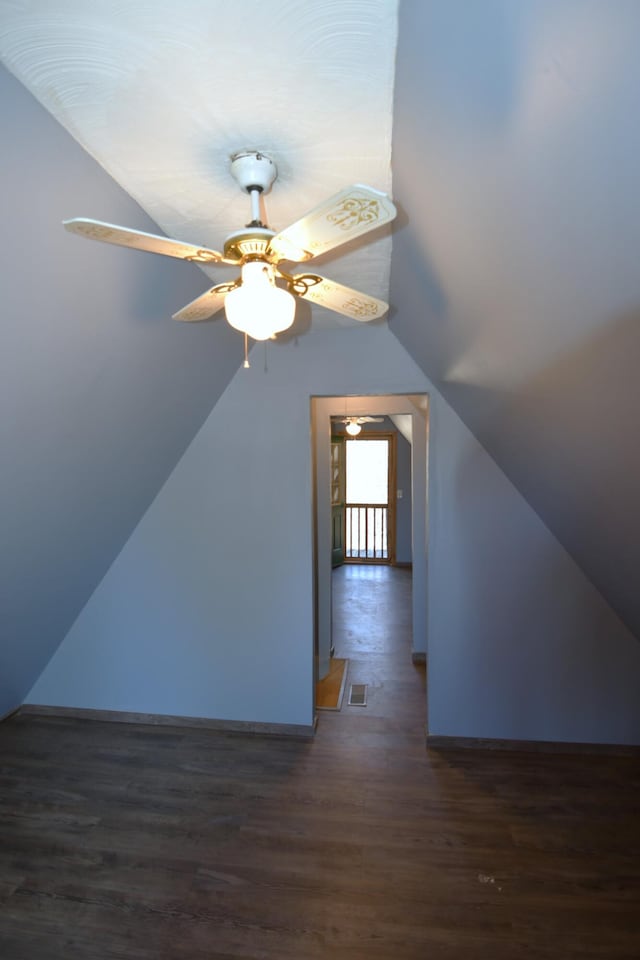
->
[334, 415, 385, 436]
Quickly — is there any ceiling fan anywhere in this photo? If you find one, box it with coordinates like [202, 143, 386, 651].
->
[332, 415, 385, 436]
[63, 151, 397, 363]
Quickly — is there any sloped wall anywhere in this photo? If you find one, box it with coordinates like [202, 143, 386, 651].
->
[390, 0, 640, 640]
[0, 66, 241, 716]
[428, 393, 640, 742]
[27, 326, 640, 743]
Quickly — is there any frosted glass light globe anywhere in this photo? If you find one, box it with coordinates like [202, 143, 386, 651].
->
[225, 261, 295, 341]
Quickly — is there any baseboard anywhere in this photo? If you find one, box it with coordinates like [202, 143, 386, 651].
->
[394, 561, 413, 569]
[19, 704, 315, 740]
[411, 651, 426, 665]
[0, 705, 21, 724]
[426, 733, 640, 757]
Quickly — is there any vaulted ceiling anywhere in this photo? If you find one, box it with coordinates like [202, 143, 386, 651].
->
[2, 0, 640, 701]
[0, 0, 396, 324]
[390, 0, 640, 638]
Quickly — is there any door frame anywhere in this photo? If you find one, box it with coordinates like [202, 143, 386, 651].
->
[330, 434, 346, 568]
[311, 394, 429, 688]
[338, 430, 397, 565]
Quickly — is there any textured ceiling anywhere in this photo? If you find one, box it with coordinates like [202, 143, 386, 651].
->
[0, 0, 397, 326]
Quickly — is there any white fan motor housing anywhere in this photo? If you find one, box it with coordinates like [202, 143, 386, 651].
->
[230, 151, 277, 194]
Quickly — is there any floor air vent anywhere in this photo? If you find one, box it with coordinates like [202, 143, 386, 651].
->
[348, 683, 368, 707]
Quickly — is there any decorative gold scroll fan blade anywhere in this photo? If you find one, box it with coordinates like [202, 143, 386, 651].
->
[266, 184, 397, 264]
[62, 218, 225, 264]
[333, 416, 385, 425]
[172, 282, 238, 322]
[62, 153, 397, 358]
[287, 274, 389, 322]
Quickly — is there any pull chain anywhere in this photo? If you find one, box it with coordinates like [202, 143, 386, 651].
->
[243, 333, 250, 369]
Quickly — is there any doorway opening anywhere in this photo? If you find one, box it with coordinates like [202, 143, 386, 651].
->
[312, 394, 429, 717]
[331, 430, 398, 567]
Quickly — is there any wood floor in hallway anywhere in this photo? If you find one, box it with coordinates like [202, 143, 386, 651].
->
[329, 563, 423, 722]
[1, 564, 639, 959]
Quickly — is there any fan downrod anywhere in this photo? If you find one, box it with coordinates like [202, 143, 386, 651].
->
[225, 151, 278, 260]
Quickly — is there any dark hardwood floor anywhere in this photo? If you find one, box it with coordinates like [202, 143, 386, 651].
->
[1, 564, 639, 958]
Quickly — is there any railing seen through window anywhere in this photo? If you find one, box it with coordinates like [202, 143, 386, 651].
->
[345, 504, 388, 560]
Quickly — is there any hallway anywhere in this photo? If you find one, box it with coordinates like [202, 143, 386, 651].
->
[326, 563, 424, 723]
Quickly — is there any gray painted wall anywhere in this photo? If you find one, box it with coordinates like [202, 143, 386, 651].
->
[0, 66, 241, 716]
[4, 2, 640, 741]
[391, 0, 640, 639]
[428, 392, 640, 742]
[27, 326, 640, 743]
